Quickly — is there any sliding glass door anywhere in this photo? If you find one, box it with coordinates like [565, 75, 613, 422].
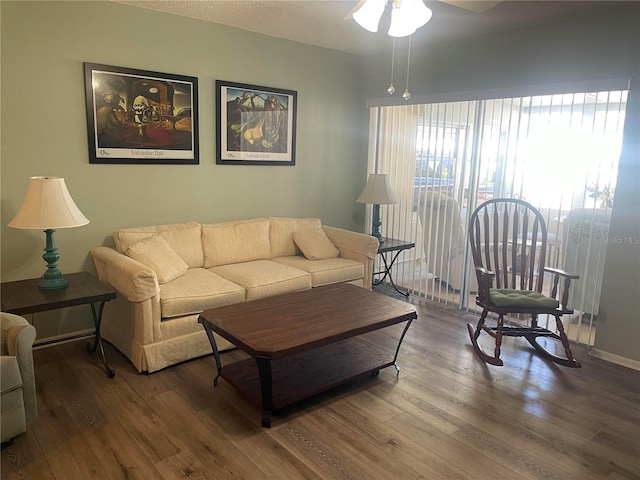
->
[368, 86, 628, 346]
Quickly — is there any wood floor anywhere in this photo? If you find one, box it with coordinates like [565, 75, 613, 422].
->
[2, 288, 639, 480]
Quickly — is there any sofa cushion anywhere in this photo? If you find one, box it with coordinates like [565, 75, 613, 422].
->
[211, 260, 311, 301]
[202, 219, 270, 268]
[489, 288, 559, 309]
[114, 221, 204, 268]
[159, 268, 246, 318]
[272, 256, 364, 287]
[293, 228, 339, 260]
[269, 217, 322, 258]
[125, 235, 188, 284]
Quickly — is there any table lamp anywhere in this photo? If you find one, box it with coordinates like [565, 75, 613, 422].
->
[356, 173, 399, 245]
[8, 176, 89, 290]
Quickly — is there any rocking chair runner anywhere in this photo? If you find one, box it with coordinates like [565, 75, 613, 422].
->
[467, 198, 581, 368]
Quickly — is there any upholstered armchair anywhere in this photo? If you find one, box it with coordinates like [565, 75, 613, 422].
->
[1, 312, 37, 443]
[562, 208, 610, 316]
[418, 191, 477, 292]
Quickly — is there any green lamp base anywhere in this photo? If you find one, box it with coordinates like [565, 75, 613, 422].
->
[39, 273, 69, 290]
[39, 229, 68, 290]
[372, 204, 385, 245]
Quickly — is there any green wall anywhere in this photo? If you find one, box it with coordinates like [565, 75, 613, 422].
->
[0, 1, 368, 338]
[594, 76, 640, 365]
[1, 1, 368, 281]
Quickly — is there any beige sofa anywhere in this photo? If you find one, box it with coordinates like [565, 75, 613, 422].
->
[91, 217, 378, 373]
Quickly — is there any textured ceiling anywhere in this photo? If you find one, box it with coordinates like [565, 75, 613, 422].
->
[114, 1, 636, 56]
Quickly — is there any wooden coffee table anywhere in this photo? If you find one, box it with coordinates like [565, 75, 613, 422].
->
[198, 283, 417, 427]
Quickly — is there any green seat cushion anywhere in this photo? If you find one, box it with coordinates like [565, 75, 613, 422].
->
[490, 288, 559, 308]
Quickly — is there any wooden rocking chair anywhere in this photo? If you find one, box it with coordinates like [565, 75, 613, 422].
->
[467, 198, 581, 368]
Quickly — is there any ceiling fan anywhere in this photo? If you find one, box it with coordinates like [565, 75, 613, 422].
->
[347, 0, 505, 98]
[347, 0, 504, 38]
[347, 0, 504, 21]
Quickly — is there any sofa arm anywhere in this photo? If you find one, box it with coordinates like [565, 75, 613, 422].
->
[90, 247, 159, 303]
[322, 225, 379, 259]
[0, 313, 37, 425]
[323, 226, 379, 289]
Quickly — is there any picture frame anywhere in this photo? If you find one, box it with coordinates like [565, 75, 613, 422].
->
[216, 80, 297, 166]
[83, 62, 199, 164]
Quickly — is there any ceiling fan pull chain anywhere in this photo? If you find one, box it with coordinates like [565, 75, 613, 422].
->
[388, 37, 396, 94]
[403, 35, 412, 100]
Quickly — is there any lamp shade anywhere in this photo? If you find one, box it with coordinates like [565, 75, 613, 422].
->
[388, 0, 432, 37]
[8, 176, 89, 230]
[353, 0, 387, 33]
[356, 173, 399, 205]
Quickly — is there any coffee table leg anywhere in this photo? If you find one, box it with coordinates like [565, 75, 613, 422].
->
[199, 318, 223, 386]
[255, 357, 273, 428]
[392, 318, 414, 377]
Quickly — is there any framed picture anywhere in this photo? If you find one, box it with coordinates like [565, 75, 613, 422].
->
[83, 63, 199, 164]
[216, 80, 297, 166]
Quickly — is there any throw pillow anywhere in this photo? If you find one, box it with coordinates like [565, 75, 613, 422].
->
[293, 228, 339, 261]
[125, 235, 188, 284]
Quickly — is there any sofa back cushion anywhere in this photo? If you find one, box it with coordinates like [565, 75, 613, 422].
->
[202, 218, 271, 267]
[113, 221, 204, 268]
[269, 217, 322, 258]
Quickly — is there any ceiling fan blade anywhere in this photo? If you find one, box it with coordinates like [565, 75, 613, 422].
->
[344, 0, 368, 20]
[438, 0, 503, 13]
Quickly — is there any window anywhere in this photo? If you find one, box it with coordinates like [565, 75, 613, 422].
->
[367, 86, 628, 346]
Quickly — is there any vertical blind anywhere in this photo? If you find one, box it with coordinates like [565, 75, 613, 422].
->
[369, 88, 628, 346]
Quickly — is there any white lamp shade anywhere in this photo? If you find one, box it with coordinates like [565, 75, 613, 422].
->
[388, 0, 432, 37]
[356, 173, 399, 205]
[8, 176, 89, 230]
[353, 0, 387, 33]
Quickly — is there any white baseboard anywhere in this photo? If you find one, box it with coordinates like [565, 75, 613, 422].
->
[588, 348, 640, 371]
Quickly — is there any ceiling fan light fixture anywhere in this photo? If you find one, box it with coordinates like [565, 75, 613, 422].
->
[353, 0, 388, 33]
[388, 0, 432, 37]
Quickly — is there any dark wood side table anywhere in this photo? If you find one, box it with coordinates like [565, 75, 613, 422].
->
[1, 271, 117, 377]
[374, 237, 416, 297]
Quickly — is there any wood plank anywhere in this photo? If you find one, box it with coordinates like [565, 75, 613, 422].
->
[451, 423, 585, 480]
[72, 345, 183, 465]
[267, 418, 382, 480]
[146, 390, 268, 479]
[81, 422, 164, 480]
[0, 431, 55, 480]
[43, 433, 111, 480]
[154, 450, 217, 480]
[320, 401, 476, 480]
[384, 412, 529, 480]
[298, 409, 425, 480]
